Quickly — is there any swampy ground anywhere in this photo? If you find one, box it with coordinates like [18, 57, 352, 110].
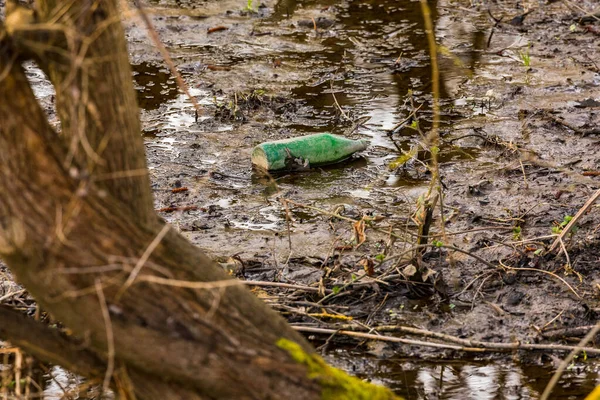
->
[2, 0, 600, 398]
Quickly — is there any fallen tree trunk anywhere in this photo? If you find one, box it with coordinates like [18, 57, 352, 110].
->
[0, 1, 399, 399]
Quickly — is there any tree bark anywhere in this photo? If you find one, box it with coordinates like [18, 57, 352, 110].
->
[0, 1, 400, 399]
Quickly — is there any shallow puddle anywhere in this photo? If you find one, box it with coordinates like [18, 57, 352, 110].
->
[328, 350, 600, 400]
[133, 62, 179, 110]
[136, 0, 486, 188]
[1, 332, 593, 400]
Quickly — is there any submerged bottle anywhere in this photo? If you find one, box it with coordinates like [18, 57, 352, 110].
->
[251, 133, 369, 171]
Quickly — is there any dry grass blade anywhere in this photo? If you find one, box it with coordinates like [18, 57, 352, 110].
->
[96, 279, 115, 396]
[549, 189, 600, 253]
[0, 347, 22, 396]
[502, 263, 581, 299]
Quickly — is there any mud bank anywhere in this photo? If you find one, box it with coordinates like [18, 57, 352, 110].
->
[2, 0, 600, 398]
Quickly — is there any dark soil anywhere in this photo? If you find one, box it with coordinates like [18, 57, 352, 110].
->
[2, 0, 600, 398]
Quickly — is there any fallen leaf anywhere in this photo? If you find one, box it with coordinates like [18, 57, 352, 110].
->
[358, 258, 375, 277]
[403, 264, 417, 278]
[207, 26, 228, 34]
[353, 218, 366, 247]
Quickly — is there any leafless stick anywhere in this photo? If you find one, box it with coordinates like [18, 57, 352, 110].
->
[137, 275, 333, 294]
[549, 188, 600, 252]
[294, 326, 471, 351]
[558, 237, 572, 269]
[563, 0, 600, 22]
[330, 80, 350, 121]
[543, 111, 600, 136]
[456, 271, 495, 297]
[95, 279, 115, 396]
[387, 103, 423, 134]
[293, 326, 600, 355]
[117, 224, 171, 298]
[15, 347, 22, 397]
[542, 324, 599, 339]
[281, 199, 293, 255]
[519, 158, 528, 189]
[205, 286, 225, 321]
[541, 309, 566, 332]
[540, 321, 600, 400]
[317, 273, 369, 304]
[501, 262, 581, 299]
[0, 348, 23, 395]
[133, 0, 203, 117]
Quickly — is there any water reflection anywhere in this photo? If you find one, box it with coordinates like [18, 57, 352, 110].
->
[269, 0, 486, 163]
[329, 351, 600, 400]
[132, 62, 179, 110]
[30, 353, 600, 399]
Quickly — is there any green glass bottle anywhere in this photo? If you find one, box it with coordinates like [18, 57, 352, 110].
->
[251, 133, 369, 171]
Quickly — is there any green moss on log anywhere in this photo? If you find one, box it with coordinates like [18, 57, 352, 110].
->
[277, 338, 403, 400]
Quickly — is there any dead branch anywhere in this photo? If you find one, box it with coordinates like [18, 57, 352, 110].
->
[292, 325, 600, 355]
[0, 305, 105, 377]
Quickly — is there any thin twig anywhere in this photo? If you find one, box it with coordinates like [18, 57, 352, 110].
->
[542, 111, 600, 136]
[549, 189, 600, 252]
[281, 199, 293, 255]
[420, 0, 448, 245]
[563, 0, 600, 22]
[387, 104, 424, 134]
[330, 80, 350, 121]
[501, 262, 581, 299]
[292, 325, 600, 355]
[133, 0, 203, 117]
[294, 326, 474, 351]
[540, 321, 600, 400]
[117, 224, 171, 299]
[95, 279, 115, 395]
[0, 289, 26, 303]
[137, 275, 333, 294]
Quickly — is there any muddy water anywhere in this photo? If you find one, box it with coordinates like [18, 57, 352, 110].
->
[37, 357, 598, 400]
[336, 352, 600, 399]
[127, 0, 599, 399]
[14, 345, 597, 400]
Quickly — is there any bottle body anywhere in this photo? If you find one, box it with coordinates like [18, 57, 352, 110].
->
[251, 133, 369, 171]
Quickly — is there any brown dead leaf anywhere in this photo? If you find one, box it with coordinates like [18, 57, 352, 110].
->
[402, 264, 417, 278]
[358, 258, 375, 277]
[353, 218, 366, 247]
[421, 267, 437, 282]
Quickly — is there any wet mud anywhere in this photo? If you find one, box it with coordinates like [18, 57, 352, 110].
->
[126, 1, 600, 398]
[2, 0, 600, 398]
